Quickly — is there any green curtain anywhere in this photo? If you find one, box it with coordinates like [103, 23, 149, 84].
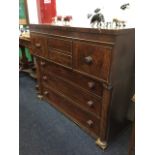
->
[19, 48, 32, 62]
[19, 0, 26, 19]
[19, 0, 32, 62]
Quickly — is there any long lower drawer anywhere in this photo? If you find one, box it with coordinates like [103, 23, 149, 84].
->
[42, 85, 100, 136]
[41, 73, 102, 117]
[39, 58, 103, 97]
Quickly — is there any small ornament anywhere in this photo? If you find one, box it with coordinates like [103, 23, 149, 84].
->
[88, 8, 105, 29]
[113, 18, 126, 28]
[63, 16, 72, 26]
[120, 3, 130, 10]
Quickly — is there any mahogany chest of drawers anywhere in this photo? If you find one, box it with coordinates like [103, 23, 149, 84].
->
[30, 24, 135, 149]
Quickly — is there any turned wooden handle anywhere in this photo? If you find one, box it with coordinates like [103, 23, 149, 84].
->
[35, 84, 39, 90]
[44, 91, 49, 96]
[87, 120, 94, 127]
[40, 61, 46, 66]
[88, 82, 95, 89]
[84, 56, 93, 64]
[35, 43, 41, 48]
[43, 76, 47, 80]
[87, 100, 94, 107]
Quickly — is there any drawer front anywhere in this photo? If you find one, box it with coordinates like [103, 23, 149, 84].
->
[48, 50, 72, 68]
[73, 41, 112, 80]
[31, 33, 47, 57]
[47, 36, 72, 55]
[42, 85, 100, 136]
[39, 59, 103, 97]
[41, 73, 102, 117]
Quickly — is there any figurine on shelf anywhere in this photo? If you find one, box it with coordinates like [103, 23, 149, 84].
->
[52, 15, 72, 26]
[57, 16, 63, 25]
[57, 16, 63, 21]
[113, 18, 126, 28]
[111, 2, 130, 28]
[63, 16, 72, 26]
[87, 8, 105, 29]
[120, 3, 130, 10]
[52, 16, 63, 25]
[105, 22, 112, 29]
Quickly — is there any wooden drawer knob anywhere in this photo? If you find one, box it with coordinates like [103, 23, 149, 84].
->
[87, 120, 94, 127]
[87, 100, 94, 107]
[84, 56, 93, 64]
[40, 61, 46, 66]
[44, 91, 49, 96]
[35, 84, 39, 90]
[88, 82, 95, 89]
[35, 43, 41, 48]
[43, 76, 47, 80]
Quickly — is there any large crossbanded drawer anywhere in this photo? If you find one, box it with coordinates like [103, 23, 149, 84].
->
[41, 72, 102, 117]
[39, 59, 103, 97]
[73, 41, 112, 81]
[42, 85, 100, 136]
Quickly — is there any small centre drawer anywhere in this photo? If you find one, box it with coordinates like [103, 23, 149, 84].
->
[48, 50, 72, 68]
[47, 36, 72, 55]
[47, 36, 72, 68]
[73, 41, 112, 81]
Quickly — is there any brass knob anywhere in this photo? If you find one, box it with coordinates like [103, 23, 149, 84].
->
[87, 120, 94, 127]
[84, 56, 93, 64]
[43, 76, 47, 80]
[35, 43, 41, 48]
[40, 61, 45, 66]
[88, 82, 95, 89]
[87, 100, 94, 107]
[44, 91, 49, 96]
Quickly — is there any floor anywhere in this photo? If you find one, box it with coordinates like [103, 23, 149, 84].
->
[19, 72, 130, 155]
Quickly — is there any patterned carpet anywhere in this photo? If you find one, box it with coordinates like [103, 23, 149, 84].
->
[19, 72, 130, 155]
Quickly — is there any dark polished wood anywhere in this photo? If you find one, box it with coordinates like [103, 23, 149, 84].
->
[19, 36, 31, 69]
[128, 124, 135, 155]
[39, 59, 103, 97]
[42, 85, 100, 136]
[48, 50, 72, 68]
[42, 72, 102, 117]
[47, 36, 72, 55]
[128, 95, 135, 155]
[73, 41, 112, 81]
[30, 33, 48, 58]
[30, 24, 135, 149]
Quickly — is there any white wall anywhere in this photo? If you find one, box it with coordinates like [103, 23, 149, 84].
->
[27, 0, 39, 24]
[56, 0, 135, 27]
[27, 0, 135, 27]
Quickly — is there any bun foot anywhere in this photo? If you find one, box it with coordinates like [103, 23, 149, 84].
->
[95, 138, 107, 150]
[37, 95, 43, 100]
